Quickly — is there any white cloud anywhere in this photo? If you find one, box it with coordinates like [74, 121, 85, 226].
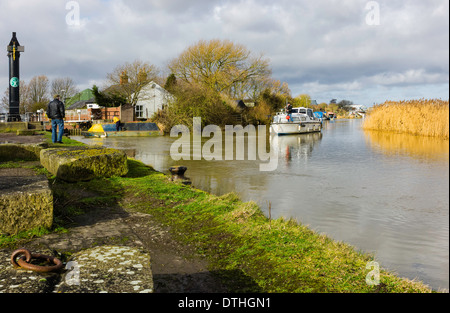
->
[367, 69, 449, 86]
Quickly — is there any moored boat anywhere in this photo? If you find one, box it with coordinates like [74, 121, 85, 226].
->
[270, 107, 323, 135]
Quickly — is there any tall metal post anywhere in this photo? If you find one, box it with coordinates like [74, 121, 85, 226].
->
[6, 32, 25, 122]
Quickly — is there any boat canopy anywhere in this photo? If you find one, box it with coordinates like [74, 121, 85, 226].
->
[314, 112, 324, 118]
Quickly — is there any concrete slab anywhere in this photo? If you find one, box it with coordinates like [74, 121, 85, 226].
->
[40, 146, 128, 182]
[0, 167, 53, 235]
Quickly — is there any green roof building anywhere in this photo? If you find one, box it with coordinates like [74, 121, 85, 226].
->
[66, 89, 95, 107]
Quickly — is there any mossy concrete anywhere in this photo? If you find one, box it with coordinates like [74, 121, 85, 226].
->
[0, 168, 53, 236]
[57, 245, 153, 293]
[0, 246, 153, 293]
[16, 130, 35, 136]
[40, 146, 128, 182]
[0, 122, 28, 132]
[0, 143, 48, 162]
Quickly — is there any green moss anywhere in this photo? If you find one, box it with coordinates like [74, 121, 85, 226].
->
[40, 147, 128, 182]
[0, 226, 68, 248]
[55, 148, 118, 157]
[0, 144, 43, 162]
[17, 130, 35, 136]
[0, 186, 53, 235]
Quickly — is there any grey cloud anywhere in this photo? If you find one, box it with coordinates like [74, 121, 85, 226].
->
[126, 0, 218, 17]
[0, 0, 448, 106]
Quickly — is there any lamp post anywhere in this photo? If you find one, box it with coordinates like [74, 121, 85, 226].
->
[61, 89, 66, 105]
[6, 32, 24, 122]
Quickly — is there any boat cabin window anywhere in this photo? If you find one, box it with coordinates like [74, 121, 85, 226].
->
[299, 109, 307, 114]
[307, 109, 314, 118]
[291, 108, 299, 114]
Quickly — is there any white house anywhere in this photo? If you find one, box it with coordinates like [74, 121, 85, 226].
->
[134, 81, 173, 119]
[347, 104, 367, 112]
[347, 104, 367, 118]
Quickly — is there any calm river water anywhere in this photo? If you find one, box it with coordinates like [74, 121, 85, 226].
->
[73, 119, 449, 291]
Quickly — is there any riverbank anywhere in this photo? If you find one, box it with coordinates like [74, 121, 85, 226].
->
[107, 161, 433, 292]
[0, 133, 434, 293]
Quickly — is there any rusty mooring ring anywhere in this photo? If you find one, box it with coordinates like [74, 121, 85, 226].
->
[10, 249, 32, 268]
[11, 249, 63, 273]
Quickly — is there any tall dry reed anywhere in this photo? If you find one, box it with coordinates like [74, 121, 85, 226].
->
[363, 99, 449, 139]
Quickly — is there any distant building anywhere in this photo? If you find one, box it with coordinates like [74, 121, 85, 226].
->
[347, 104, 367, 112]
[134, 81, 173, 120]
[347, 104, 367, 117]
[66, 89, 96, 110]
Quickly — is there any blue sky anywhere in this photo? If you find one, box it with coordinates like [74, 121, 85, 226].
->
[0, 0, 448, 109]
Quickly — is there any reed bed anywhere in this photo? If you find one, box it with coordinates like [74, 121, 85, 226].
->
[363, 99, 449, 139]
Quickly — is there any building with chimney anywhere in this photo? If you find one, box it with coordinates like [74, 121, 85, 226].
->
[134, 81, 173, 120]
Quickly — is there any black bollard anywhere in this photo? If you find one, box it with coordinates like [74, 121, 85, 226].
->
[169, 166, 191, 185]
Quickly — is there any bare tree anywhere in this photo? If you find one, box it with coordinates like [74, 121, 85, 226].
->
[0, 89, 8, 113]
[51, 77, 79, 104]
[1, 80, 32, 114]
[28, 75, 50, 111]
[20, 81, 33, 113]
[105, 59, 160, 106]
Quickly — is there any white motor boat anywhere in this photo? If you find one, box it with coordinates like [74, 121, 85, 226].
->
[270, 107, 323, 135]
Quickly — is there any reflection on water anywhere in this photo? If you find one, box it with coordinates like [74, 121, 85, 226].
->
[72, 119, 449, 291]
[365, 130, 449, 163]
[270, 132, 323, 164]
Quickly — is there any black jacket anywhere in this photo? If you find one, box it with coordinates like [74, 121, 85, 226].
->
[286, 104, 293, 114]
[47, 99, 65, 119]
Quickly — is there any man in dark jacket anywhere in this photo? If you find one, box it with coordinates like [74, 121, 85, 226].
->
[46, 95, 65, 143]
[286, 102, 293, 122]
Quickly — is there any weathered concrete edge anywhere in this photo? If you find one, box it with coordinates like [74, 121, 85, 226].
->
[0, 143, 48, 162]
[39, 146, 128, 182]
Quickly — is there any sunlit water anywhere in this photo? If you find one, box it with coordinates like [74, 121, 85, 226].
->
[73, 119, 449, 290]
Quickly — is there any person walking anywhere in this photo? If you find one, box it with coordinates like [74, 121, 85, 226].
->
[46, 95, 65, 144]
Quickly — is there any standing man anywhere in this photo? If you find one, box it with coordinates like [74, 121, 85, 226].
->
[46, 95, 65, 144]
[286, 102, 293, 122]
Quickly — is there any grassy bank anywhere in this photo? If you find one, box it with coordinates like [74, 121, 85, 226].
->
[45, 159, 432, 292]
[115, 161, 433, 292]
[363, 99, 449, 139]
[0, 150, 433, 292]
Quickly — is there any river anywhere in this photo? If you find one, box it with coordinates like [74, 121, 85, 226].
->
[73, 118, 449, 291]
